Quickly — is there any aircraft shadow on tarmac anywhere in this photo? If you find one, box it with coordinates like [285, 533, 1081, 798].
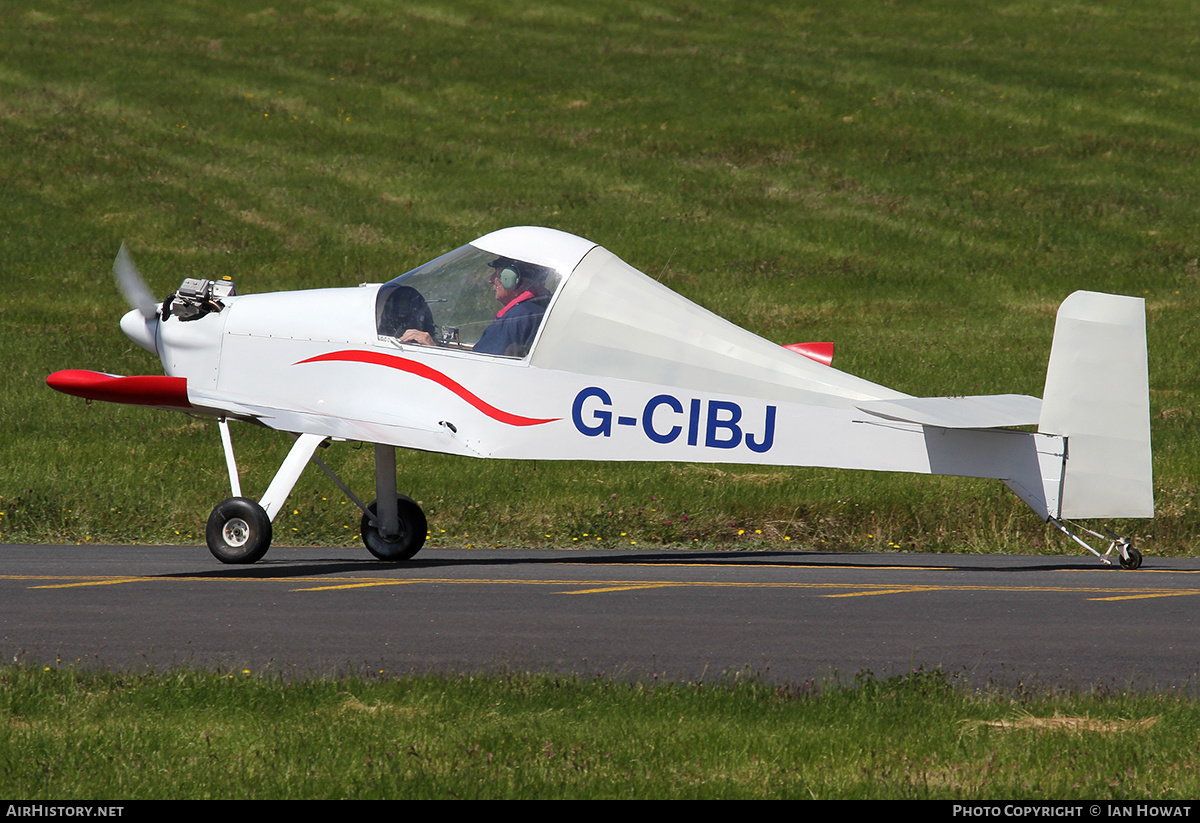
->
[158, 550, 1106, 580]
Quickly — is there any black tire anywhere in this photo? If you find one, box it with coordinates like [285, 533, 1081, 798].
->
[1119, 546, 1143, 571]
[206, 497, 272, 564]
[361, 495, 427, 561]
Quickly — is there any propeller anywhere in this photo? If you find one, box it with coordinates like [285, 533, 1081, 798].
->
[113, 242, 159, 319]
[113, 243, 161, 355]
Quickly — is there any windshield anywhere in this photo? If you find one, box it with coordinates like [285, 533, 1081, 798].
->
[376, 244, 563, 359]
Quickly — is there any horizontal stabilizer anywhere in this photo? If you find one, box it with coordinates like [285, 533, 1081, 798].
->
[856, 394, 1042, 429]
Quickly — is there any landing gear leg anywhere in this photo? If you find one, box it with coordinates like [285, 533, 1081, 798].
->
[359, 444, 427, 561]
[204, 425, 427, 564]
[204, 430, 326, 564]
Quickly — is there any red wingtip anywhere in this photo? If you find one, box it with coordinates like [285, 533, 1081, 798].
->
[47, 370, 191, 408]
[783, 342, 834, 366]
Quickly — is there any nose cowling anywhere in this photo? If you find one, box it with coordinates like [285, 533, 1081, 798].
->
[120, 307, 159, 354]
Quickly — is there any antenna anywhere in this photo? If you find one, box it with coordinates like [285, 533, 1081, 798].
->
[656, 247, 676, 281]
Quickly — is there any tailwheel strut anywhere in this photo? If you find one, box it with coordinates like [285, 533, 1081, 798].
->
[1049, 518, 1142, 570]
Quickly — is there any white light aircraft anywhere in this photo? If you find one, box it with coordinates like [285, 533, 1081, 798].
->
[47, 227, 1152, 568]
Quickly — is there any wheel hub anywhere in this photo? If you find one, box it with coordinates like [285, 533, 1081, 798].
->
[222, 517, 250, 547]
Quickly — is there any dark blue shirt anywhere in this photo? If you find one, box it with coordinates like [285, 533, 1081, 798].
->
[473, 295, 548, 357]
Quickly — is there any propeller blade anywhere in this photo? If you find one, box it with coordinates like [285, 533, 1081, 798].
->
[113, 242, 159, 319]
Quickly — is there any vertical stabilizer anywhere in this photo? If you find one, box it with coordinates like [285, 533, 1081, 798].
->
[1039, 291, 1153, 519]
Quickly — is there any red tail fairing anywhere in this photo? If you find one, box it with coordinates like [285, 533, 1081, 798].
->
[783, 342, 834, 367]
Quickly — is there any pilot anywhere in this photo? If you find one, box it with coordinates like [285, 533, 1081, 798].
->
[399, 257, 551, 357]
[471, 258, 551, 357]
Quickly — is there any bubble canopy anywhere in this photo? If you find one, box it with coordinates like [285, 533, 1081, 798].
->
[376, 227, 595, 359]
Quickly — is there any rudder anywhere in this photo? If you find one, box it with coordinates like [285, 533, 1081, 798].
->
[1038, 291, 1153, 519]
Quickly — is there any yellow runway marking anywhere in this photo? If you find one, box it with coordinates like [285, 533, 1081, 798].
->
[31, 578, 152, 589]
[292, 581, 415, 592]
[1088, 592, 1199, 601]
[823, 587, 944, 598]
[563, 583, 685, 594]
[590, 561, 960, 572]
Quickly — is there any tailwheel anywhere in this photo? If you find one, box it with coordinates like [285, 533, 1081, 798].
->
[361, 495, 427, 561]
[206, 497, 272, 564]
[1049, 518, 1145, 570]
[1119, 546, 1143, 571]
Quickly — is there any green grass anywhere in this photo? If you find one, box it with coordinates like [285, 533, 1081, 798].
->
[2, 664, 1197, 799]
[2, 0, 1199, 556]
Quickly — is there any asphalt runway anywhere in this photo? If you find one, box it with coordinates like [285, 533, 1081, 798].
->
[2, 543, 1198, 690]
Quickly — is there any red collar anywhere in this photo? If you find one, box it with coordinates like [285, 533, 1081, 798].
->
[496, 290, 536, 318]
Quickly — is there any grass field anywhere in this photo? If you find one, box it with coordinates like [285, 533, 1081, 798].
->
[4, 2, 1200, 801]
[2, 0, 1198, 556]
[4, 664, 1200, 800]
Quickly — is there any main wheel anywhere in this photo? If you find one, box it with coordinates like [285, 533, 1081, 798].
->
[1119, 546, 1143, 571]
[206, 497, 273, 564]
[361, 495, 427, 561]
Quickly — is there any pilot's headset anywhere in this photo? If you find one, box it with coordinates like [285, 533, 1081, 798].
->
[491, 258, 523, 291]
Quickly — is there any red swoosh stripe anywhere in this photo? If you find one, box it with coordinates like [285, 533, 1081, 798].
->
[296, 350, 559, 427]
